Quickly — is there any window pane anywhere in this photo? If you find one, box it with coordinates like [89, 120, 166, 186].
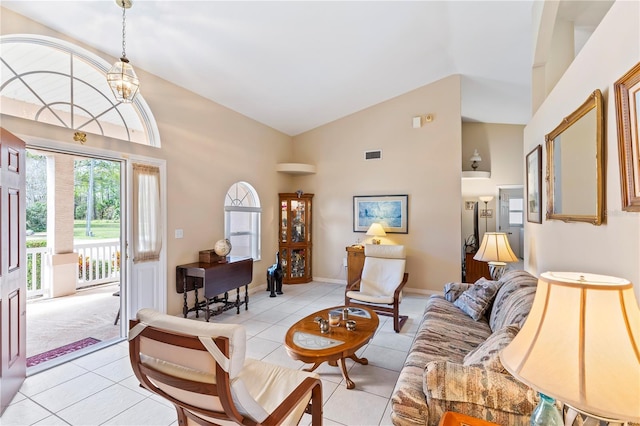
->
[230, 234, 251, 258]
[509, 212, 523, 225]
[509, 198, 524, 210]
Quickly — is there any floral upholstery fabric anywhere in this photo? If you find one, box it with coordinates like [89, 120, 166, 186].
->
[489, 270, 538, 332]
[391, 270, 539, 426]
[424, 361, 537, 425]
[463, 325, 520, 373]
[453, 278, 502, 321]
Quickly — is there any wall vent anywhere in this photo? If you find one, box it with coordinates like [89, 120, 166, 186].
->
[364, 150, 382, 160]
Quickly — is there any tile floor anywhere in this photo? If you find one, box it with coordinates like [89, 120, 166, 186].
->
[3, 281, 431, 426]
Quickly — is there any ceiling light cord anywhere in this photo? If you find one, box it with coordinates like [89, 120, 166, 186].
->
[120, 0, 127, 59]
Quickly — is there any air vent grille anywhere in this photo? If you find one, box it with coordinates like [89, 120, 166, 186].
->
[364, 150, 382, 160]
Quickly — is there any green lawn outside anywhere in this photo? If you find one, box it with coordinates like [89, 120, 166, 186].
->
[74, 220, 120, 239]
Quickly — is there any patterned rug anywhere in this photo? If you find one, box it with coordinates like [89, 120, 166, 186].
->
[27, 337, 101, 367]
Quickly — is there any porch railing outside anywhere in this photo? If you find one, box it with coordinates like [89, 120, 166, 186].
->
[26, 246, 48, 299]
[26, 239, 120, 299]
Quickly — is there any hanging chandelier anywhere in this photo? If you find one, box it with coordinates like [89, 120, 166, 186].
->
[107, 0, 140, 103]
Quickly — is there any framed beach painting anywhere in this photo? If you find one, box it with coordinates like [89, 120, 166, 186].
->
[353, 194, 408, 233]
[614, 61, 640, 211]
[526, 144, 542, 223]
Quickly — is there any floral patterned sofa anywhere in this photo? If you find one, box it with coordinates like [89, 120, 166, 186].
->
[390, 270, 540, 426]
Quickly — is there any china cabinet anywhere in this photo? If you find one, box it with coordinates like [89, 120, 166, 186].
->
[279, 193, 313, 283]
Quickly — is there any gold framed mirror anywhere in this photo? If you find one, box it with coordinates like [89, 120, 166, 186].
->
[545, 89, 605, 225]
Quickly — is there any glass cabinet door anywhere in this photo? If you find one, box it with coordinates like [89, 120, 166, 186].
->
[278, 193, 313, 283]
[280, 200, 288, 243]
[290, 199, 307, 243]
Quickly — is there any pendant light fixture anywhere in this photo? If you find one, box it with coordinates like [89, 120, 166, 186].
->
[107, 0, 140, 103]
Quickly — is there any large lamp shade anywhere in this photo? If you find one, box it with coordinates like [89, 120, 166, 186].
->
[500, 272, 640, 422]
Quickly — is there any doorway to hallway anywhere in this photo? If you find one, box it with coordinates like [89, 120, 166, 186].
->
[497, 186, 524, 260]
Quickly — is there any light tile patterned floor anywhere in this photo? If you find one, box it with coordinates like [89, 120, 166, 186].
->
[3, 281, 430, 426]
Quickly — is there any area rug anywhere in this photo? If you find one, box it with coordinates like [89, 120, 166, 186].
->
[27, 337, 101, 367]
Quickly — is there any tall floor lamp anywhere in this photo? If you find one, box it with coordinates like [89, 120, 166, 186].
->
[478, 195, 493, 233]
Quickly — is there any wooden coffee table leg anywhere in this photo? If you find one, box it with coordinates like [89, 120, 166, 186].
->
[303, 362, 323, 373]
[349, 353, 369, 365]
[339, 358, 355, 389]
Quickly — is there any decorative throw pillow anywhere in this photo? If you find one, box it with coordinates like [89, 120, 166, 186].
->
[443, 282, 473, 302]
[463, 325, 520, 373]
[453, 278, 501, 320]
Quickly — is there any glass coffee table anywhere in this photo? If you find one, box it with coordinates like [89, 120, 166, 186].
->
[284, 306, 379, 389]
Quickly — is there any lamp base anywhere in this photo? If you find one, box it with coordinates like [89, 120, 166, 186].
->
[531, 393, 563, 426]
[371, 238, 381, 245]
[488, 261, 507, 280]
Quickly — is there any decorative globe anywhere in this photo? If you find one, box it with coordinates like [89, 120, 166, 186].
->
[214, 239, 232, 257]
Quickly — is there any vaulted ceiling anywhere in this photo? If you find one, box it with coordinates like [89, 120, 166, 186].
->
[2, 1, 612, 136]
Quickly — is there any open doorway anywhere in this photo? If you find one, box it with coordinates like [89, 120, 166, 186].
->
[25, 149, 124, 371]
[497, 186, 524, 260]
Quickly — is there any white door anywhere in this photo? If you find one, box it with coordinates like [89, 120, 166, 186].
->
[498, 187, 524, 259]
[126, 159, 167, 321]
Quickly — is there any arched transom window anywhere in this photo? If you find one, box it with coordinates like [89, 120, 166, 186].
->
[224, 182, 261, 261]
[0, 35, 160, 147]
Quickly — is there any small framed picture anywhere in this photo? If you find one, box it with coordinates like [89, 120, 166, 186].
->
[526, 144, 542, 223]
[480, 209, 493, 219]
[465, 201, 475, 210]
[614, 61, 640, 211]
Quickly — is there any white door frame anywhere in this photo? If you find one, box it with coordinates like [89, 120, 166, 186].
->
[17, 135, 167, 332]
[125, 155, 167, 320]
[497, 185, 524, 259]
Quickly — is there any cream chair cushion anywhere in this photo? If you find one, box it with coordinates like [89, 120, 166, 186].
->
[346, 244, 406, 304]
[134, 309, 318, 425]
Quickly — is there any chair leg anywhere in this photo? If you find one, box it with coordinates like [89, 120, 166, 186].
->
[394, 314, 409, 333]
[309, 381, 323, 426]
[114, 308, 120, 325]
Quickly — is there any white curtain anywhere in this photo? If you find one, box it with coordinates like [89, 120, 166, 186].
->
[132, 164, 162, 263]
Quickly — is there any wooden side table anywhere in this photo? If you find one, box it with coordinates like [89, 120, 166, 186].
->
[346, 245, 365, 285]
[438, 411, 500, 426]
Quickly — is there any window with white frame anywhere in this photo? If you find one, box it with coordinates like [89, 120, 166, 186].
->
[0, 35, 160, 146]
[509, 197, 524, 227]
[224, 182, 261, 261]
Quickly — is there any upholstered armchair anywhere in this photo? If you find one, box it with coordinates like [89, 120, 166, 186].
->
[128, 308, 322, 426]
[345, 244, 409, 332]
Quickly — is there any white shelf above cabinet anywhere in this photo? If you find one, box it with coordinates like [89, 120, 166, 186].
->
[461, 171, 491, 179]
[276, 163, 317, 175]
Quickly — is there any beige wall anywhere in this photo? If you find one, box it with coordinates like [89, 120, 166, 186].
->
[1, 8, 294, 316]
[291, 76, 462, 293]
[461, 123, 524, 245]
[524, 0, 640, 302]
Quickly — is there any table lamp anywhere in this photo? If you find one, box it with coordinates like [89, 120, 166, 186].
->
[473, 232, 518, 280]
[366, 223, 386, 244]
[501, 272, 640, 425]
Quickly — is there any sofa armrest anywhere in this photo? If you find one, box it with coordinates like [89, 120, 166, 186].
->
[424, 361, 538, 424]
[443, 282, 473, 302]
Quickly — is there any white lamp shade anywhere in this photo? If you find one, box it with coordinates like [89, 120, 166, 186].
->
[366, 222, 387, 237]
[478, 195, 494, 203]
[107, 58, 140, 103]
[501, 272, 640, 422]
[470, 149, 482, 162]
[473, 232, 517, 263]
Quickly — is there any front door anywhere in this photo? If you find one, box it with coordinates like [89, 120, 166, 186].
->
[0, 128, 27, 414]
